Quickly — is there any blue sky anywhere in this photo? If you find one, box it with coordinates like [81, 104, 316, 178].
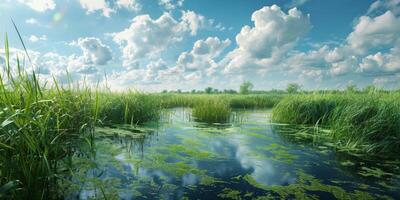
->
[0, 0, 399, 91]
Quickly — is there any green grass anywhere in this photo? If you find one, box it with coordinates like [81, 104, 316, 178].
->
[97, 92, 161, 125]
[272, 93, 400, 155]
[0, 47, 96, 198]
[0, 34, 160, 199]
[192, 99, 231, 123]
[154, 93, 284, 109]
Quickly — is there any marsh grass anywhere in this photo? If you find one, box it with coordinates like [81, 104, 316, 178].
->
[97, 92, 161, 125]
[272, 93, 400, 155]
[156, 93, 284, 109]
[0, 35, 96, 198]
[192, 99, 231, 123]
[0, 29, 161, 199]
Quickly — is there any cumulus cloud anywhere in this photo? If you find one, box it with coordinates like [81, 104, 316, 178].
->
[347, 11, 400, 54]
[221, 5, 311, 73]
[177, 37, 230, 73]
[181, 10, 206, 35]
[116, 0, 141, 12]
[329, 56, 358, 76]
[144, 59, 167, 81]
[158, 0, 184, 10]
[112, 11, 206, 68]
[79, 0, 115, 17]
[367, 0, 400, 16]
[359, 46, 400, 73]
[71, 37, 113, 65]
[18, 0, 55, 12]
[29, 35, 47, 43]
[284, 6, 400, 79]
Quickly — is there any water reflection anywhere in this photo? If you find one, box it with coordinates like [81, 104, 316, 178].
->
[68, 108, 400, 199]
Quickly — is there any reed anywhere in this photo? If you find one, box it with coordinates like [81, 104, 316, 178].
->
[272, 93, 400, 154]
[192, 99, 231, 123]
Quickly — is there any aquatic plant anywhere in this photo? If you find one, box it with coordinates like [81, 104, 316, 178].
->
[272, 93, 400, 155]
[192, 99, 231, 123]
[97, 92, 161, 125]
[156, 93, 284, 109]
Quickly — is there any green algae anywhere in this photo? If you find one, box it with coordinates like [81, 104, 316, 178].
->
[243, 170, 375, 200]
[358, 166, 393, 178]
[218, 188, 242, 200]
[253, 142, 299, 164]
[340, 160, 356, 166]
[67, 109, 400, 199]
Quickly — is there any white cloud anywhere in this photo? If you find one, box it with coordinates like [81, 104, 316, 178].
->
[79, 0, 114, 17]
[329, 56, 358, 76]
[347, 11, 400, 54]
[18, 0, 55, 12]
[25, 18, 38, 24]
[177, 37, 230, 73]
[72, 37, 113, 65]
[113, 11, 205, 68]
[144, 59, 167, 81]
[29, 35, 47, 43]
[367, 0, 400, 16]
[359, 46, 400, 73]
[222, 5, 311, 73]
[116, 0, 141, 12]
[158, 0, 184, 10]
[181, 10, 206, 35]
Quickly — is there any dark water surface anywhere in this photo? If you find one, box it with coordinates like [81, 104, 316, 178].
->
[68, 108, 400, 199]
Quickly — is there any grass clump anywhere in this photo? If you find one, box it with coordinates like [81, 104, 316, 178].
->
[97, 92, 160, 125]
[155, 93, 285, 109]
[272, 93, 400, 155]
[272, 94, 346, 125]
[329, 97, 400, 153]
[192, 99, 231, 123]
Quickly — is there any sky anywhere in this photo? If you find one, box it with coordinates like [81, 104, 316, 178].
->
[0, 0, 400, 91]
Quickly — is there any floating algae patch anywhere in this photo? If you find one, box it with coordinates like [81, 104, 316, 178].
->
[218, 188, 242, 199]
[358, 166, 394, 178]
[243, 170, 375, 200]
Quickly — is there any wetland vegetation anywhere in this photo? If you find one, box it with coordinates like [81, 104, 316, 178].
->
[1, 38, 400, 199]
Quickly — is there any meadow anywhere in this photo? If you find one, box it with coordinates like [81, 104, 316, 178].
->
[1, 38, 400, 199]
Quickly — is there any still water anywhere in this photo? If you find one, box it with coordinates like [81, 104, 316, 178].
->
[68, 108, 400, 199]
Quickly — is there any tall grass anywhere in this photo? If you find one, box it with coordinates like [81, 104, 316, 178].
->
[0, 31, 161, 198]
[155, 93, 284, 109]
[0, 36, 96, 198]
[97, 92, 160, 125]
[192, 99, 231, 123]
[272, 93, 400, 154]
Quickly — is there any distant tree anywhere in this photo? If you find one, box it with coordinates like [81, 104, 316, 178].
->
[239, 81, 254, 94]
[286, 83, 301, 93]
[346, 84, 358, 93]
[177, 89, 182, 93]
[162, 90, 168, 93]
[224, 89, 237, 94]
[191, 89, 196, 94]
[213, 88, 219, 93]
[205, 87, 213, 94]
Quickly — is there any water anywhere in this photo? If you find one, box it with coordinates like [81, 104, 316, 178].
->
[67, 108, 400, 199]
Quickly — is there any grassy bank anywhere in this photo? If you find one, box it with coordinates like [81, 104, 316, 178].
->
[272, 93, 400, 155]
